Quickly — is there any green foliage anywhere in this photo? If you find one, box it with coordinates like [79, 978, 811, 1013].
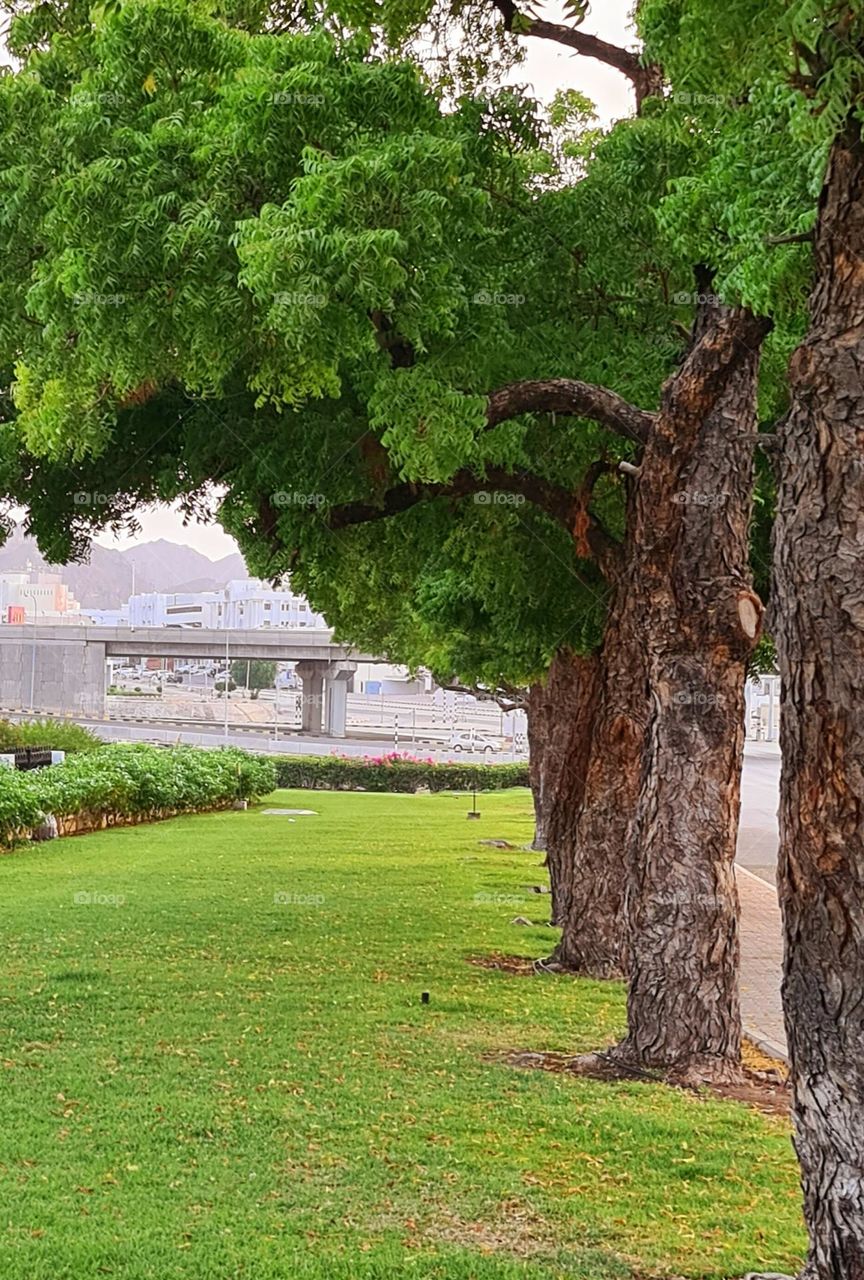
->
[0, 0, 680, 691]
[231, 658, 277, 691]
[0, 0, 812, 693]
[0, 717, 101, 753]
[272, 752, 529, 792]
[0, 744, 276, 845]
[748, 634, 778, 679]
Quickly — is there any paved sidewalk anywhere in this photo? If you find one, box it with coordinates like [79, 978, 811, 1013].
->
[736, 864, 787, 1060]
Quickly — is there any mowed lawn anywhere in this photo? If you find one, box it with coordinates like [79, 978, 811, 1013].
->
[0, 787, 805, 1280]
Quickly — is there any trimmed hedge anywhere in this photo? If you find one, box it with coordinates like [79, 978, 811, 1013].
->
[0, 717, 101, 754]
[272, 752, 529, 793]
[0, 745, 276, 847]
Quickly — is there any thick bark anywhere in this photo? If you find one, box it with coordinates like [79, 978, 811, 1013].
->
[553, 305, 768, 1000]
[551, 581, 645, 977]
[611, 304, 766, 1083]
[527, 649, 602, 923]
[772, 124, 864, 1278]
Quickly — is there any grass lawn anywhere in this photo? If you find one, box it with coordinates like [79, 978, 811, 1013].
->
[0, 787, 805, 1279]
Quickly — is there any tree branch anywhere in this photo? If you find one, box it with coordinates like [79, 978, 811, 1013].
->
[438, 680, 528, 712]
[490, 0, 663, 109]
[326, 466, 575, 531]
[486, 377, 655, 444]
[661, 307, 773, 431]
[765, 229, 815, 247]
[325, 462, 623, 573]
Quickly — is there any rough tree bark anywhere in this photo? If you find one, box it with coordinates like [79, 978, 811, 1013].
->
[771, 122, 864, 1278]
[527, 649, 602, 924]
[553, 302, 768, 1002]
[608, 295, 768, 1084]
[549, 579, 644, 977]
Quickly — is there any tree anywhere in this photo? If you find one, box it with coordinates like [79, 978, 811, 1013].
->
[767, 9, 864, 1272]
[231, 659, 277, 697]
[0, 0, 672, 960]
[0, 0, 779, 1080]
[640, 0, 864, 1259]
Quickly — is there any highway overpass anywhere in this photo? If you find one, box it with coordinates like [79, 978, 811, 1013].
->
[0, 625, 378, 735]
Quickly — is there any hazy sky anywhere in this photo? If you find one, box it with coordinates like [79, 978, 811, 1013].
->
[96, 0, 636, 561]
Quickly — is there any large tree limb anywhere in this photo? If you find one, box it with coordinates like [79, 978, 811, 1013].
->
[325, 463, 622, 570]
[486, 378, 655, 444]
[327, 466, 571, 528]
[490, 0, 663, 109]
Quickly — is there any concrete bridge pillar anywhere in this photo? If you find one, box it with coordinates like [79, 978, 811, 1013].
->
[294, 660, 327, 735]
[324, 664, 356, 739]
[294, 659, 356, 737]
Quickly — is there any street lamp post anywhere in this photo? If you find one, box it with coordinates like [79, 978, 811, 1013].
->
[23, 592, 40, 711]
[223, 628, 230, 742]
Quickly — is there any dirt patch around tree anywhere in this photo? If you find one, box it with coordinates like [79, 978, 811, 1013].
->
[465, 953, 546, 976]
[488, 1047, 790, 1115]
[467, 952, 790, 1112]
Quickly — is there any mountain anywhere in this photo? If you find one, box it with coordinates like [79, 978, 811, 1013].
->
[0, 528, 248, 609]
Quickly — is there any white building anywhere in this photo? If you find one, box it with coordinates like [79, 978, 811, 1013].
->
[0, 566, 84, 624]
[120, 579, 327, 630]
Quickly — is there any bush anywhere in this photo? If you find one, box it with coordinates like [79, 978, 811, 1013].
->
[0, 718, 101, 754]
[0, 745, 277, 847]
[272, 752, 529, 793]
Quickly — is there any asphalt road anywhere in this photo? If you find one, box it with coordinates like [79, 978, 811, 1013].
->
[738, 745, 781, 883]
[60, 717, 523, 764]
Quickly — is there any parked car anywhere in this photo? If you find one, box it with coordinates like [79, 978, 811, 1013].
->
[166, 673, 184, 684]
[448, 730, 496, 754]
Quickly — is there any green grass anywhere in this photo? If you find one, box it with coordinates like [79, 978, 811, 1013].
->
[0, 788, 805, 1279]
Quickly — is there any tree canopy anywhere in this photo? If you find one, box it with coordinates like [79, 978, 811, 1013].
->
[0, 0, 688, 688]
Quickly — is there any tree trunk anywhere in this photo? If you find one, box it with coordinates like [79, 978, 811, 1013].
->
[527, 649, 601, 925]
[611, 302, 766, 1083]
[527, 681, 549, 853]
[550, 583, 645, 977]
[772, 123, 864, 1277]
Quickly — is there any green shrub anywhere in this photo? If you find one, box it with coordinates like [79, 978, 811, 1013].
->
[0, 745, 276, 846]
[0, 718, 101, 754]
[272, 753, 529, 793]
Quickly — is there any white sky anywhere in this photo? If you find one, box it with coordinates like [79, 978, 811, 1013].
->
[89, 1, 636, 560]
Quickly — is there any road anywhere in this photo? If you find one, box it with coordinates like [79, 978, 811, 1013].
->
[738, 743, 781, 883]
[51, 716, 525, 764]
